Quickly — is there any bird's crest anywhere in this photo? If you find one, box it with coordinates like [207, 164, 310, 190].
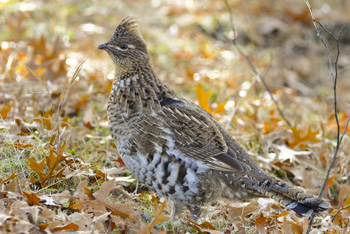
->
[112, 16, 141, 40]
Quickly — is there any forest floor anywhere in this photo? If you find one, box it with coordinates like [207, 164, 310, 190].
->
[1, 0, 350, 233]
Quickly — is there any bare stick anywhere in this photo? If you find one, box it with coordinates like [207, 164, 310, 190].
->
[303, 1, 349, 233]
[224, 0, 292, 127]
[332, 204, 350, 223]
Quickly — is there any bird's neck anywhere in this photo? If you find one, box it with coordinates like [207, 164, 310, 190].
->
[109, 63, 177, 117]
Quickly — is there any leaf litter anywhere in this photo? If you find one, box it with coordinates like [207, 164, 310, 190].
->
[1, 0, 350, 233]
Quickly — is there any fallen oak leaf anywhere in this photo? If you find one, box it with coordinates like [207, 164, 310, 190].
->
[12, 142, 34, 149]
[0, 171, 20, 184]
[274, 144, 310, 163]
[27, 156, 46, 180]
[184, 218, 219, 233]
[33, 111, 54, 130]
[198, 221, 216, 230]
[27, 145, 69, 187]
[69, 180, 136, 219]
[184, 218, 202, 232]
[342, 196, 350, 211]
[112, 157, 126, 167]
[84, 187, 95, 200]
[255, 213, 267, 234]
[92, 212, 118, 233]
[15, 117, 39, 135]
[195, 83, 212, 112]
[74, 180, 89, 199]
[325, 111, 349, 134]
[213, 102, 227, 114]
[195, 83, 226, 116]
[322, 175, 335, 198]
[94, 170, 107, 180]
[22, 191, 41, 206]
[146, 202, 169, 233]
[46, 145, 66, 173]
[52, 222, 79, 232]
[39, 194, 61, 208]
[38, 223, 49, 230]
[288, 125, 320, 149]
[3, 177, 22, 195]
[0, 104, 11, 118]
[93, 180, 136, 219]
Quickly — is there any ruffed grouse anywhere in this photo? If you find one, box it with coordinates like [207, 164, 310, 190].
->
[98, 17, 329, 218]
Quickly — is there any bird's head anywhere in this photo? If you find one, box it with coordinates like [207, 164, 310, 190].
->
[98, 17, 149, 71]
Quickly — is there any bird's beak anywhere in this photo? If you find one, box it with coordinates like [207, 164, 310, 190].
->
[98, 43, 108, 50]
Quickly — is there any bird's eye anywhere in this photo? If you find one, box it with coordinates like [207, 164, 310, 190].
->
[119, 44, 128, 50]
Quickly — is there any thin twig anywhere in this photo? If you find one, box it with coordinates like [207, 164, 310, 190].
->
[332, 204, 350, 223]
[303, 1, 349, 233]
[224, 0, 292, 127]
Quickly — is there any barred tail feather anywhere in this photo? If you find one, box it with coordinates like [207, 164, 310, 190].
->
[261, 178, 330, 217]
[221, 172, 329, 217]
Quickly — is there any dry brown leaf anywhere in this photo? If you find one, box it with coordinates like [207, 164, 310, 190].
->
[84, 187, 95, 200]
[22, 191, 40, 206]
[281, 216, 293, 234]
[74, 180, 89, 198]
[285, 8, 311, 25]
[113, 157, 126, 167]
[321, 175, 335, 198]
[229, 200, 260, 220]
[3, 178, 22, 195]
[93, 180, 136, 219]
[0, 104, 11, 118]
[145, 202, 169, 233]
[263, 110, 280, 134]
[12, 142, 34, 149]
[67, 212, 93, 230]
[14, 117, 38, 135]
[52, 222, 79, 232]
[94, 170, 107, 180]
[199, 221, 216, 230]
[289, 125, 320, 149]
[92, 212, 120, 233]
[342, 196, 350, 211]
[69, 199, 109, 216]
[69, 180, 136, 220]
[195, 83, 212, 112]
[33, 111, 54, 130]
[0, 171, 20, 184]
[49, 190, 70, 205]
[184, 218, 203, 233]
[27, 156, 46, 177]
[184, 218, 217, 233]
[195, 83, 226, 115]
[255, 213, 266, 234]
[213, 102, 226, 114]
[27, 145, 70, 187]
[325, 111, 349, 134]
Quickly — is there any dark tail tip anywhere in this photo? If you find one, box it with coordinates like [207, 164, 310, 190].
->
[287, 199, 329, 217]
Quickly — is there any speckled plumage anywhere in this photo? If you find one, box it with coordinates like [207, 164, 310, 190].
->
[98, 17, 329, 218]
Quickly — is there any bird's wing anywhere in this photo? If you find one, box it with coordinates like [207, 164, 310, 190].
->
[131, 98, 251, 172]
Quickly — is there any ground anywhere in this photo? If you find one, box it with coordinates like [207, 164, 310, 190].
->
[0, 0, 350, 233]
